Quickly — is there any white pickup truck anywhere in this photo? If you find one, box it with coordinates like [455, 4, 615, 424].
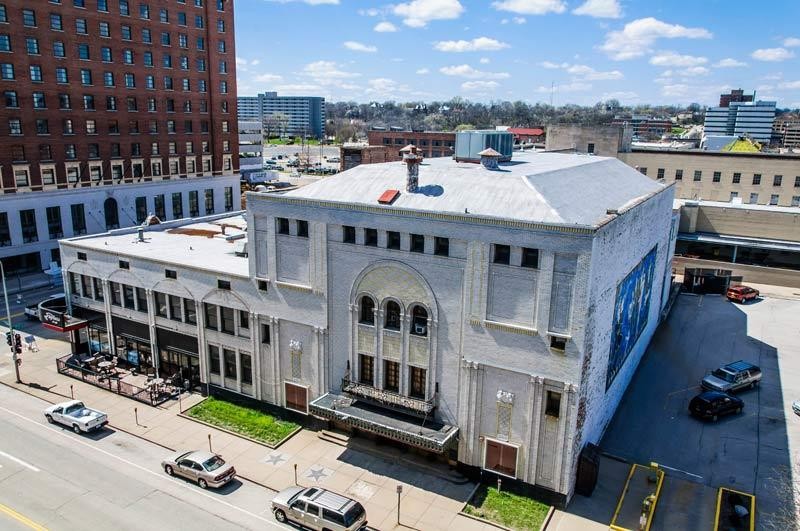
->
[44, 400, 109, 434]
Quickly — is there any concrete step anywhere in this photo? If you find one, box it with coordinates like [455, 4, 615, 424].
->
[318, 429, 350, 446]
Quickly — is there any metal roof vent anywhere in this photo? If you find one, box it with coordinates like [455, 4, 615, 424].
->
[401, 144, 422, 193]
[378, 189, 400, 205]
[478, 147, 502, 170]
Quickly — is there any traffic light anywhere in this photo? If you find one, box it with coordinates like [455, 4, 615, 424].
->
[14, 345, 21, 354]
[14, 333, 21, 348]
[5, 332, 10, 346]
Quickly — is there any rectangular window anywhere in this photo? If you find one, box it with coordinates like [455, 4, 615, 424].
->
[434, 237, 449, 257]
[71, 204, 87, 235]
[774, 175, 783, 187]
[136, 288, 147, 312]
[135, 196, 147, 223]
[261, 323, 271, 344]
[123, 285, 135, 309]
[110, 282, 122, 306]
[639, 167, 647, 175]
[674, 169, 683, 181]
[770, 194, 780, 205]
[205, 189, 214, 214]
[172, 192, 183, 218]
[46, 206, 63, 239]
[386, 231, 400, 250]
[732, 172, 741, 184]
[184, 299, 196, 324]
[204, 303, 218, 330]
[364, 228, 377, 247]
[410, 234, 425, 253]
[409, 367, 426, 398]
[359, 354, 374, 385]
[493, 244, 510, 265]
[169, 295, 182, 321]
[284, 382, 307, 413]
[217, 279, 230, 290]
[384, 360, 399, 392]
[22, 9, 36, 27]
[189, 190, 199, 217]
[712, 171, 721, 183]
[220, 306, 234, 334]
[545, 390, 561, 417]
[241, 352, 252, 384]
[749, 192, 759, 204]
[296, 219, 308, 237]
[484, 439, 518, 478]
[0, 63, 13, 79]
[208, 345, 220, 375]
[693, 170, 702, 182]
[223, 348, 236, 379]
[795, 176, 800, 188]
[0, 213, 9, 247]
[224, 186, 233, 211]
[20, 209, 38, 243]
[155, 292, 167, 317]
[276, 217, 289, 235]
[94, 278, 104, 302]
[752, 174, 761, 185]
[521, 247, 539, 268]
[154, 194, 165, 219]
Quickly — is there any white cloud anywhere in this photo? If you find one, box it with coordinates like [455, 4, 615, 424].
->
[433, 37, 510, 52]
[416, 68, 430, 74]
[680, 66, 709, 76]
[343, 41, 377, 53]
[566, 64, 623, 80]
[536, 61, 622, 80]
[661, 84, 690, 97]
[600, 17, 712, 60]
[254, 73, 283, 83]
[374, 21, 398, 32]
[301, 61, 361, 88]
[358, 8, 381, 16]
[751, 47, 794, 62]
[778, 80, 800, 89]
[502, 16, 527, 24]
[275, 83, 324, 93]
[393, 0, 464, 28]
[649, 51, 707, 67]
[536, 82, 591, 92]
[236, 57, 248, 67]
[783, 37, 800, 47]
[492, 0, 566, 15]
[461, 80, 500, 91]
[266, 0, 339, 4]
[601, 91, 638, 101]
[251, 59, 261, 66]
[440, 64, 510, 79]
[572, 0, 621, 18]
[713, 58, 747, 68]
[479, 57, 491, 64]
[365, 78, 411, 97]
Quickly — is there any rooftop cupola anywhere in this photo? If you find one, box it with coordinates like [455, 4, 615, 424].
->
[478, 147, 502, 170]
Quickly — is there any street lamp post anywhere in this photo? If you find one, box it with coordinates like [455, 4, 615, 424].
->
[0, 260, 21, 383]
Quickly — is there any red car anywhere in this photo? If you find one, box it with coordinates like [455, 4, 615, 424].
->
[726, 285, 759, 303]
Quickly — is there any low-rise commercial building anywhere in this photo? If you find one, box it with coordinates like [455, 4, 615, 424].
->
[367, 131, 455, 158]
[59, 150, 675, 503]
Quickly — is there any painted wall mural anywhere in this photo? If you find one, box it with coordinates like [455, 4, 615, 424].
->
[607, 246, 658, 389]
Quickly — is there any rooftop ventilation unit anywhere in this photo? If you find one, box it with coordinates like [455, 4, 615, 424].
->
[454, 130, 513, 163]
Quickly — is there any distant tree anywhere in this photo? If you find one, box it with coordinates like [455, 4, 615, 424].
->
[455, 123, 476, 131]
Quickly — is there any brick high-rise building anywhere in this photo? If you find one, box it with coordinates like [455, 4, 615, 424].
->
[0, 0, 240, 275]
[719, 89, 754, 108]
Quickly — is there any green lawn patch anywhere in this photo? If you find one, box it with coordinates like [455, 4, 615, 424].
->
[186, 397, 299, 446]
[463, 485, 551, 531]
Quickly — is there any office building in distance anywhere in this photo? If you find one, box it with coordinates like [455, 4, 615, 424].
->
[237, 93, 325, 139]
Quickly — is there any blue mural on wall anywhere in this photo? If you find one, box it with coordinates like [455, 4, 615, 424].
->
[607, 246, 658, 389]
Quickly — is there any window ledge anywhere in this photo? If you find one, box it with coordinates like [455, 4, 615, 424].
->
[274, 280, 313, 293]
[480, 319, 538, 336]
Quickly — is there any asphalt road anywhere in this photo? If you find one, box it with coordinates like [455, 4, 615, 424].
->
[0, 384, 289, 531]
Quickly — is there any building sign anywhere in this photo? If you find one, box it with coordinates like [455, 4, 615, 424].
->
[40, 301, 87, 333]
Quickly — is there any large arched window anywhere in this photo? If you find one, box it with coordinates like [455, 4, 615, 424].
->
[359, 296, 375, 325]
[104, 197, 119, 230]
[384, 301, 401, 330]
[410, 305, 428, 336]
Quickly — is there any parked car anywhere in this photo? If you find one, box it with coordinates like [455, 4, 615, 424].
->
[272, 486, 367, 531]
[44, 400, 108, 433]
[793, 400, 800, 416]
[24, 303, 40, 320]
[701, 360, 762, 392]
[161, 450, 236, 489]
[328, 156, 340, 163]
[689, 391, 744, 421]
[726, 285, 759, 303]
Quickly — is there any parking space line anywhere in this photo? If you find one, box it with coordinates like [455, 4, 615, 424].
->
[0, 450, 40, 472]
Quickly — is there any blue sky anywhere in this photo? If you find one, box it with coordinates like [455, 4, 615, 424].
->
[234, 0, 800, 107]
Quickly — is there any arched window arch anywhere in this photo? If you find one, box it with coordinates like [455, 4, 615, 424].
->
[384, 300, 401, 330]
[359, 296, 375, 325]
[410, 305, 428, 336]
[104, 197, 119, 230]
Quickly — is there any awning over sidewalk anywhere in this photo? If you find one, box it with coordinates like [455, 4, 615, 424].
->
[310, 393, 459, 453]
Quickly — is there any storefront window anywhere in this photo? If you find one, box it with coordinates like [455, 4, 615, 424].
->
[116, 334, 152, 367]
[87, 326, 110, 355]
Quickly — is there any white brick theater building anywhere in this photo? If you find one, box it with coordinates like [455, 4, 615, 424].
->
[59, 149, 676, 503]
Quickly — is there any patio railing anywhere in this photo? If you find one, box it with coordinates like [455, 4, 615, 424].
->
[56, 354, 172, 407]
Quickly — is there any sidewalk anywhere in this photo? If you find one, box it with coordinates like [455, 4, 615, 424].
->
[0, 324, 495, 531]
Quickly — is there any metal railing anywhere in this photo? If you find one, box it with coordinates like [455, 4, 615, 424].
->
[56, 354, 173, 407]
[341, 377, 434, 416]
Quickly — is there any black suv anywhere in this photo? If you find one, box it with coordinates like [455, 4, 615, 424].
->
[689, 391, 744, 421]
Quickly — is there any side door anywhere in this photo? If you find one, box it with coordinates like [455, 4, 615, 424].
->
[304, 502, 322, 530]
[177, 458, 196, 480]
[289, 500, 306, 525]
[51, 407, 64, 425]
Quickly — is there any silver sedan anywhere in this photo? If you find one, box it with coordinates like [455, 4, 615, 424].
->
[161, 450, 236, 489]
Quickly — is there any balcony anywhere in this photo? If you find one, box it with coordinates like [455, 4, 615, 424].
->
[342, 377, 434, 416]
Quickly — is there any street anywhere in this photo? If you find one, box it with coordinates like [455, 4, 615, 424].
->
[0, 384, 286, 531]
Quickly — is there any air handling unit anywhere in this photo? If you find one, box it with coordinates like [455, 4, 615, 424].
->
[454, 130, 514, 162]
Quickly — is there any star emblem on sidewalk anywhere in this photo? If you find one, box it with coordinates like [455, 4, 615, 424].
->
[264, 453, 286, 466]
[306, 467, 329, 481]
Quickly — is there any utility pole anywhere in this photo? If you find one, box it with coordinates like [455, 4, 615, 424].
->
[1, 261, 20, 383]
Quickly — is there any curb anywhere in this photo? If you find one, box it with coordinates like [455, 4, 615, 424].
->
[458, 510, 513, 531]
[539, 506, 555, 531]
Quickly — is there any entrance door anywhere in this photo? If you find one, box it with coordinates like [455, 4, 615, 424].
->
[158, 348, 201, 390]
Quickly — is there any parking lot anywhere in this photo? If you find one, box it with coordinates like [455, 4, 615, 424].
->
[568, 293, 800, 530]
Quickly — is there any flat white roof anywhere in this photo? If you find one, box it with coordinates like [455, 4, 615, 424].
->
[64, 214, 249, 276]
[278, 152, 666, 228]
[675, 198, 800, 214]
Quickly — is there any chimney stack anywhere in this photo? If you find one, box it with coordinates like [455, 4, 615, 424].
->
[137, 228, 144, 242]
[400, 144, 421, 193]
